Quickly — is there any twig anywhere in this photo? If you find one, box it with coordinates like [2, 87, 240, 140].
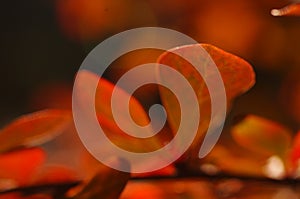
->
[0, 181, 81, 197]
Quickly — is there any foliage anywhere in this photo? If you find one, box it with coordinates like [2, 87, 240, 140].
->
[0, 43, 273, 198]
[1, 4, 300, 197]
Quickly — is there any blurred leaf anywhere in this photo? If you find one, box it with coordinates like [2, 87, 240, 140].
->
[0, 193, 21, 199]
[120, 182, 165, 199]
[201, 145, 265, 177]
[157, 44, 255, 157]
[290, 130, 300, 171]
[231, 115, 292, 158]
[72, 159, 130, 199]
[271, 3, 300, 16]
[73, 71, 164, 153]
[0, 110, 72, 153]
[30, 165, 78, 185]
[121, 179, 218, 199]
[0, 148, 45, 186]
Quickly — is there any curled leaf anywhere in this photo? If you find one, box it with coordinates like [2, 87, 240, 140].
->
[231, 115, 292, 158]
[271, 3, 300, 17]
[0, 110, 72, 153]
[73, 70, 165, 153]
[0, 148, 45, 186]
[157, 44, 255, 157]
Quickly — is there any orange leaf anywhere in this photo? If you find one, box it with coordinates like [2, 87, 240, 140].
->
[157, 44, 255, 157]
[271, 3, 300, 17]
[0, 148, 45, 185]
[201, 44, 255, 99]
[201, 144, 265, 177]
[0, 110, 72, 153]
[231, 115, 292, 158]
[73, 71, 164, 153]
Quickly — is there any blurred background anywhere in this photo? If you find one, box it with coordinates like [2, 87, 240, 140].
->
[0, 0, 300, 132]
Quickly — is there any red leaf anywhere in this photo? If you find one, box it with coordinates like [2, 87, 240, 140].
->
[29, 165, 78, 185]
[290, 130, 300, 170]
[73, 71, 164, 153]
[0, 110, 72, 153]
[0, 148, 45, 186]
[0, 193, 21, 199]
[157, 44, 255, 157]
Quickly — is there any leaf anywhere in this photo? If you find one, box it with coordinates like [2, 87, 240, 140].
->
[0, 109, 72, 153]
[201, 44, 255, 99]
[120, 182, 165, 199]
[157, 44, 255, 157]
[231, 115, 292, 158]
[199, 144, 266, 177]
[121, 180, 219, 199]
[30, 165, 78, 185]
[0, 148, 45, 186]
[0, 193, 21, 199]
[289, 130, 300, 171]
[271, 3, 300, 16]
[73, 70, 164, 153]
[71, 158, 130, 199]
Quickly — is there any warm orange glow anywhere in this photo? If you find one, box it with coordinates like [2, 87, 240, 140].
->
[0, 148, 45, 186]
